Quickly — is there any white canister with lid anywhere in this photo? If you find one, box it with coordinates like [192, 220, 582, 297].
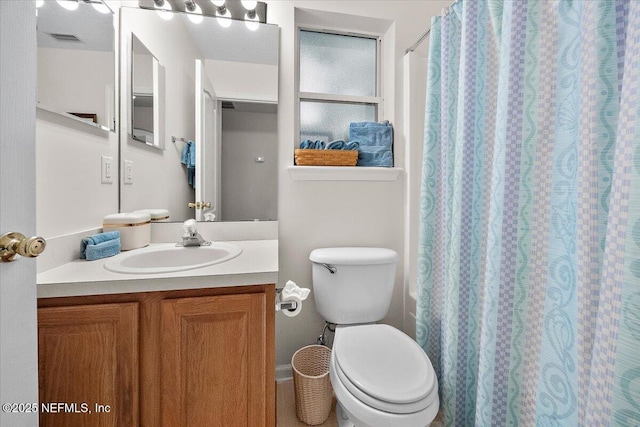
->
[103, 212, 151, 250]
[133, 208, 170, 222]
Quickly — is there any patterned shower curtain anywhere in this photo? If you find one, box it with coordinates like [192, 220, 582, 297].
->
[416, 0, 640, 425]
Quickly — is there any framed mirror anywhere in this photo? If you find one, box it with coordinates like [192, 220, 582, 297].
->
[36, 0, 116, 132]
[119, 6, 279, 223]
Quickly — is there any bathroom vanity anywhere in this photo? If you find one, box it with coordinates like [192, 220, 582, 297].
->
[36, 239, 277, 427]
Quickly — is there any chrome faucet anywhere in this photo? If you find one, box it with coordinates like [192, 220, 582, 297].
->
[178, 219, 211, 247]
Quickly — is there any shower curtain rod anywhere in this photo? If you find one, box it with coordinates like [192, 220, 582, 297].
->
[405, 0, 460, 55]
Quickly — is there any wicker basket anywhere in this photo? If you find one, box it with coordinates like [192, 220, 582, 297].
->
[294, 149, 358, 166]
[291, 345, 333, 425]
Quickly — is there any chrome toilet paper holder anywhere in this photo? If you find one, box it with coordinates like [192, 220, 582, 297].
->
[275, 287, 298, 311]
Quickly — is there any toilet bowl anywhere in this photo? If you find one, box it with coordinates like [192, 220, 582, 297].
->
[310, 248, 440, 427]
[329, 324, 439, 427]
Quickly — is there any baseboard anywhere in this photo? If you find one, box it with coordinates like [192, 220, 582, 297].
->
[276, 364, 293, 383]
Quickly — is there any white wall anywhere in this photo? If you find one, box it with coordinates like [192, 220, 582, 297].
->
[37, 48, 114, 129]
[221, 109, 278, 221]
[36, 47, 118, 239]
[36, 112, 119, 238]
[205, 59, 278, 102]
[119, 7, 201, 221]
[266, 0, 449, 366]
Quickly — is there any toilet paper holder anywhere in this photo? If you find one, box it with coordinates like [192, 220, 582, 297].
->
[275, 287, 298, 311]
[275, 281, 311, 315]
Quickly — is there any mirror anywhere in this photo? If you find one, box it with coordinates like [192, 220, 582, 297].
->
[131, 35, 164, 147]
[36, 0, 115, 131]
[120, 6, 279, 222]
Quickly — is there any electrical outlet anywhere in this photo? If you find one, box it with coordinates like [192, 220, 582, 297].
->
[101, 155, 113, 184]
[124, 160, 133, 185]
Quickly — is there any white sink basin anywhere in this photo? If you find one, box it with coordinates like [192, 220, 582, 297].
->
[104, 243, 242, 274]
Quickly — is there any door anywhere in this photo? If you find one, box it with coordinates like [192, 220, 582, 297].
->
[195, 60, 221, 221]
[0, 2, 39, 427]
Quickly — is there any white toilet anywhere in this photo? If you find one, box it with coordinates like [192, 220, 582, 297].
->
[310, 247, 439, 427]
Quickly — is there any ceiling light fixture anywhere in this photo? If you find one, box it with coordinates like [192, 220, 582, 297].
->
[56, 0, 79, 11]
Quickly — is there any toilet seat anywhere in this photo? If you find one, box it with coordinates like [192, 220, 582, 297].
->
[333, 324, 438, 414]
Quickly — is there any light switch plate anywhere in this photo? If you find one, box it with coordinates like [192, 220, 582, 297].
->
[124, 160, 133, 185]
[101, 155, 113, 184]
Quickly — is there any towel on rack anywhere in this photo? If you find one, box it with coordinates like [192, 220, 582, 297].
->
[349, 121, 393, 167]
[80, 231, 121, 261]
[181, 141, 196, 188]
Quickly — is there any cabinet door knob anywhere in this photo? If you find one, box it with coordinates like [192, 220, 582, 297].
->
[0, 232, 47, 262]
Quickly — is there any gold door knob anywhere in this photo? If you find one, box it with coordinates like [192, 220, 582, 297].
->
[0, 232, 47, 262]
[188, 202, 197, 208]
[188, 202, 211, 209]
[202, 202, 211, 209]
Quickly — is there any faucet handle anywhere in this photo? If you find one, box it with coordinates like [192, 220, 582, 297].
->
[182, 219, 197, 236]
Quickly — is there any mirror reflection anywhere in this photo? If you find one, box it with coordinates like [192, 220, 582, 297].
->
[120, 7, 279, 222]
[131, 35, 158, 145]
[36, 0, 115, 131]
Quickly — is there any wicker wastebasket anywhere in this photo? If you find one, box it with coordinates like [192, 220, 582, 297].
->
[291, 345, 333, 425]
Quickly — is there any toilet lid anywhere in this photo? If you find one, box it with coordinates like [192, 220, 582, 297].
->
[334, 324, 436, 405]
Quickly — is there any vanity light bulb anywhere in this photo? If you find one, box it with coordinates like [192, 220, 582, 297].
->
[36, 0, 44, 8]
[211, 0, 225, 6]
[244, 12, 259, 31]
[56, 0, 79, 11]
[216, 8, 232, 28]
[240, 0, 257, 11]
[155, 0, 173, 21]
[187, 3, 203, 24]
[92, 2, 111, 14]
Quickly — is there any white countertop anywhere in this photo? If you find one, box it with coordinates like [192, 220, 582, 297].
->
[37, 240, 278, 298]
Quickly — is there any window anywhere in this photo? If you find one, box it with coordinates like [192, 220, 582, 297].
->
[298, 30, 381, 143]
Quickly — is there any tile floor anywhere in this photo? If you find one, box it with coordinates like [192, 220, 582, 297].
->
[277, 380, 337, 427]
[276, 380, 443, 427]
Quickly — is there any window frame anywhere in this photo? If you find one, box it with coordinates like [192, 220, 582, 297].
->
[295, 26, 384, 143]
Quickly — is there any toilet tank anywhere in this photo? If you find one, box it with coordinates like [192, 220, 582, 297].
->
[310, 247, 398, 325]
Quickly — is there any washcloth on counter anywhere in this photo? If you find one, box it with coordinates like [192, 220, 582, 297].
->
[181, 140, 196, 188]
[80, 231, 121, 261]
[349, 121, 393, 167]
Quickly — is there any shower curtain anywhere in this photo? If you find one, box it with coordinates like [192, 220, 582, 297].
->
[416, 0, 640, 425]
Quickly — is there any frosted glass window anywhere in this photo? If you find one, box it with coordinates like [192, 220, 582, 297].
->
[299, 31, 377, 97]
[300, 101, 376, 142]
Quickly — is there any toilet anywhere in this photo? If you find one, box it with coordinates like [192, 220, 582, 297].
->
[310, 247, 439, 427]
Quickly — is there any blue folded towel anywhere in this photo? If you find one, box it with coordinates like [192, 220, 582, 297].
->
[349, 121, 393, 167]
[80, 231, 121, 261]
[181, 141, 196, 188]
[326, 140, 346, 150]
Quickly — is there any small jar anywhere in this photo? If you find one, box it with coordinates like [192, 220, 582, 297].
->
[103, 212, 151, 251]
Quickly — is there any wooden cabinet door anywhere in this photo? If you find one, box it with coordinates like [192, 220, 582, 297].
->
[38, 303, 138, 427]
[161, 293, 267, 426]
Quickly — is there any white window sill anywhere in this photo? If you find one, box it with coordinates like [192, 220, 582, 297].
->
[287, 166, 402, 181]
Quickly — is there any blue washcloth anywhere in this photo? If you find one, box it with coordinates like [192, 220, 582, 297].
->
[349, 121, 393, 167]
[326, 140, 346, 150]
[181, 141, 196, 188]
[299, 139, 326, 149]
[344, 141, 360, 151]
[80, 231, 121, 260]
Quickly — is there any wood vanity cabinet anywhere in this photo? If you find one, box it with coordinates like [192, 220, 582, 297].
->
[37, 285, 275, 427]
